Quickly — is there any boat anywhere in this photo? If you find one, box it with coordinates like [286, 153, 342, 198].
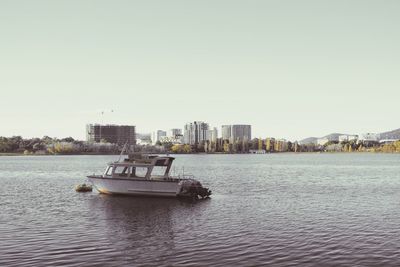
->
[87, 153, 211, 199]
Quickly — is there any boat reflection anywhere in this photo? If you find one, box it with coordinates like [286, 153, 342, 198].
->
[88, 195, 210, 264]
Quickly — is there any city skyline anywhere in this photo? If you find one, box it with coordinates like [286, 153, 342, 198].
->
[1, 1, 399, 141]
[1, 117, 399, 143]
[85, 122, 399, 144]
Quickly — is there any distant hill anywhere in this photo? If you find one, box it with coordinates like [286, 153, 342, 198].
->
[299, 133, 348, 144]
[298, 137, 318, 145]
[299, 128, 400, 144]
[323, 133, 347, 141]
[379, 128, 400, 140]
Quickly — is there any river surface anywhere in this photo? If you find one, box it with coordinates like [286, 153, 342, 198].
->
[1, 153, 400, 266]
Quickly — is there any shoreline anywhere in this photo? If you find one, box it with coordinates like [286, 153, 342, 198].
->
[1, 151, 399, 156]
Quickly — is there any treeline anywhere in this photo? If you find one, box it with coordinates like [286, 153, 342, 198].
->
[0, 136, 120, 155]
[0, 136, 169, 155]
[162, 139, 400, 154]
[319, 140, 400, 153]
[1, 135, 399, 155]
[162, 138, 301, 153]
[378, 141, 400, 152]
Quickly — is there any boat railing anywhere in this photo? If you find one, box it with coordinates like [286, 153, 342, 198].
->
[177, 173, 195, 180]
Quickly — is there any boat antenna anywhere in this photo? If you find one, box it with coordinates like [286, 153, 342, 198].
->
[117, 141, 128, 162]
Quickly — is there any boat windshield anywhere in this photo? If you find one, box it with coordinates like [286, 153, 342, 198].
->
[114, 166, 129, 177]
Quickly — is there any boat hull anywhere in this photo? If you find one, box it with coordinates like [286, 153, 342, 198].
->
[87, 176, 181, 197]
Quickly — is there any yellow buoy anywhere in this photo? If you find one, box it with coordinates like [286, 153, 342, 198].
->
[75, 183, 93, 192]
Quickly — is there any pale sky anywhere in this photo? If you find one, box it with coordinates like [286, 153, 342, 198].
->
[0, 0, 399, 141]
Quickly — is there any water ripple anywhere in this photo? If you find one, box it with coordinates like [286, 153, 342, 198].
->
[1, 154, 400, 266]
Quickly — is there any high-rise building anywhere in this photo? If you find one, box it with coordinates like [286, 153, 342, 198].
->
[221, 124, 251, 143]
[206, 127, 218, 143]
[169, 128, 182, 138]
[221, 125, 232, 141]
[168, 128, 183, 143]
[86, 124, 136, 145]
[183, 121, 209, 145]
[152, 130, 167, 145]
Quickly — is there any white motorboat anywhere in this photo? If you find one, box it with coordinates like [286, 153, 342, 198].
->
[87, 154, 211, 199]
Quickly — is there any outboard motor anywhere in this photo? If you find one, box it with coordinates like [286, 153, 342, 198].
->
[179, 179, 212, 199]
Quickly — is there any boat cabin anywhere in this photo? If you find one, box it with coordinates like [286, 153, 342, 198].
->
[103, 154, 175, 180]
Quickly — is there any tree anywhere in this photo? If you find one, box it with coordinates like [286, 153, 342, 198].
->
[294, 142, 299, 152]
[32, 142, 45, 152]
[0, 137, 11, 152]
[162, 142, 173, 151]
[324, 140, 338, 147]
[287, 141, 293, 152]
[61, 137, 75, 143]
[9, 136, 23, 151]
[223, 140, 230, 153]
[258, 138, 263, 151]
[171, 144, 182, 153]
[348, 144, 353, 152]
[183, 144, 192, 153]
[249, 138, 259, 150]
[204, 141, 210, 153]
[343, 143, 349, 152]
[394, 141, 400, 152]
[41, 136, 54, 145]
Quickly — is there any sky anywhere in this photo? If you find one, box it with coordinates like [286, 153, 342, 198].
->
[0, 0, 399, 141]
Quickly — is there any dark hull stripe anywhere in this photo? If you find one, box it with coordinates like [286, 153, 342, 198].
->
[97, 190, 178, 198]
[87, 175, 181, 183]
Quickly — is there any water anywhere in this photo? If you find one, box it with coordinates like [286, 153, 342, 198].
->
[1, 153, 400, 266]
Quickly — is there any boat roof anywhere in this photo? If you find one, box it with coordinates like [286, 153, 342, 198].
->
[109, 153, 175, 167]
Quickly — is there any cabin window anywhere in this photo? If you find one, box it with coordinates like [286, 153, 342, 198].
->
[105, 166, 113, 176]
[133, 167, 148, 178]
[114, 166, 129, 177]
[151, 166, 168, 176]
